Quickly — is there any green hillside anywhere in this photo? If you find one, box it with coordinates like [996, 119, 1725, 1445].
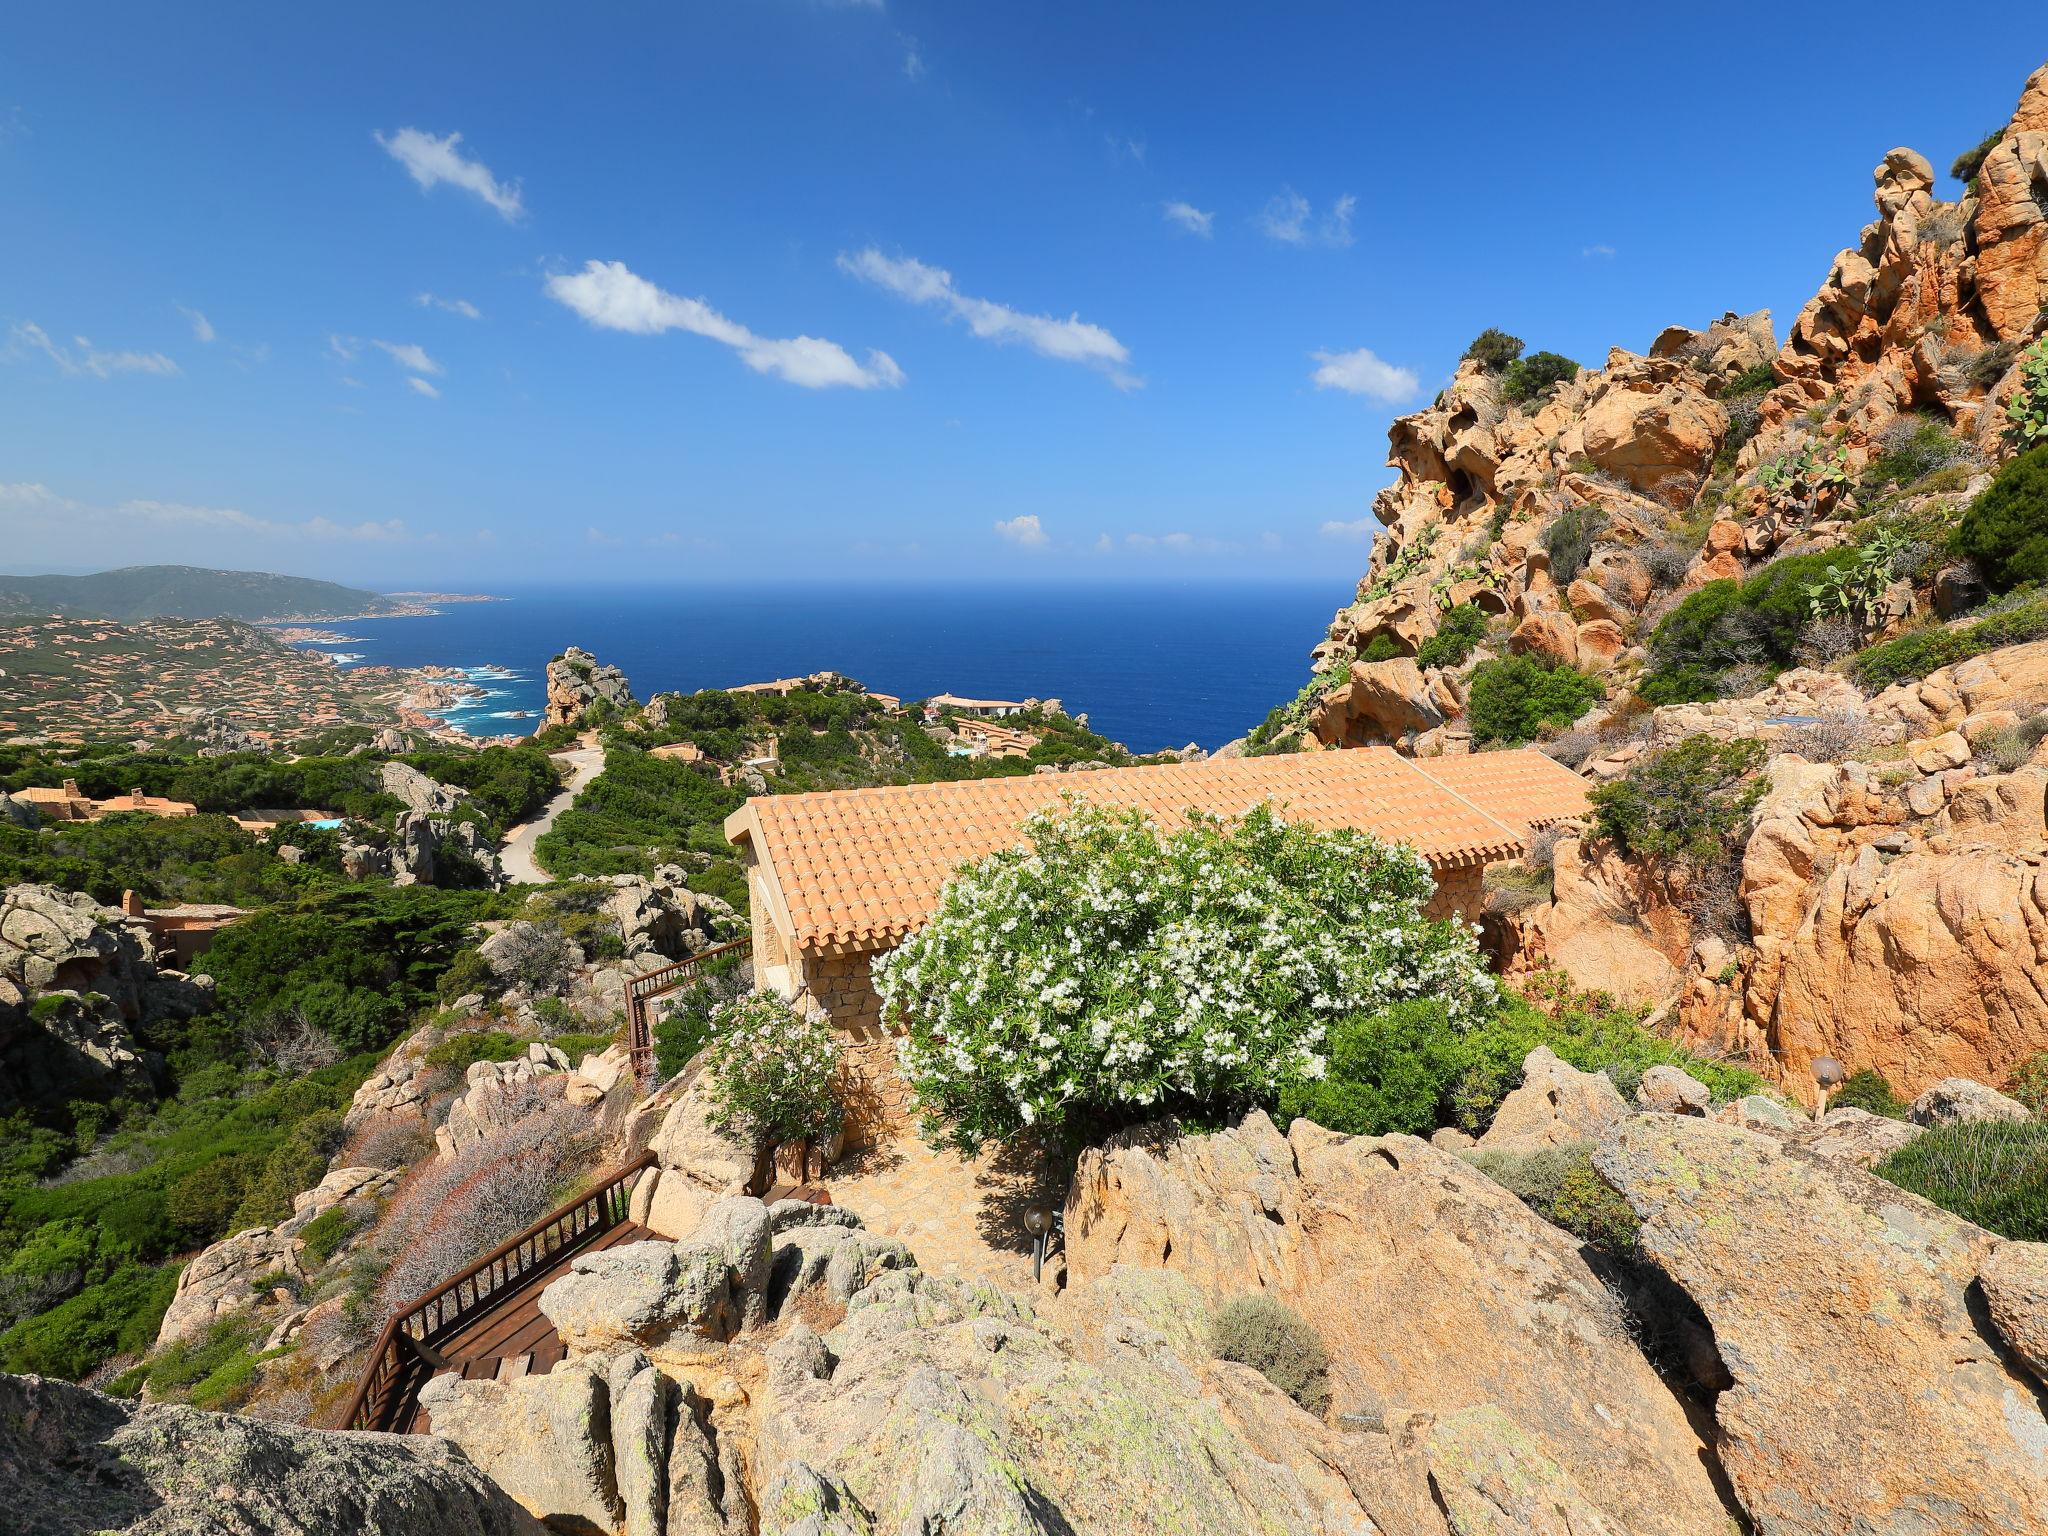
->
[0, 566, 407, 622]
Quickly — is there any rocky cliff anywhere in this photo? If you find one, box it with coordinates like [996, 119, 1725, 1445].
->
[1291, 61, 2048, 757]
[544, 647, 636, 730]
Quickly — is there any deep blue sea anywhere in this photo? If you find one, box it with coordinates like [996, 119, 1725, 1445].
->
[301, 581, 1347, 754]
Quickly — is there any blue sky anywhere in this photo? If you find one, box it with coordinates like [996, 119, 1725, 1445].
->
[3, 4, 2041, 587]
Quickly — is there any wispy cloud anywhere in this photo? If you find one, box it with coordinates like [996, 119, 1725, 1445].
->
[416, 292, 483, 319]
[372, 339, 443, 376]
[407, 377, 441, 399]
[1320, 518, 1377, 540]
[0, 482, 413, 554]
[838, 247, 1138, 389]
[1581, 243, 1617, 259]
[374, 128, 524, 221]
[546, 258, 904, 390]
[176, 305, 216, 344]
[993, 514, 1047, 548]
[585, 526, 624, 547]
[900, 34, 925, 79]
[1106, 133, 1146, 165]
[1162, 201, 1214, 238]
[1121, 531, 1229, 555]
[8, 322, 178, 379]
[1259, 186, 1355, 248]
[1310, 346, 1419, 404]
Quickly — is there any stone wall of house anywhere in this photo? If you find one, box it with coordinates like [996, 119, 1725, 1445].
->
[1424, 860, 1485, 924]
[795, 950, 910, 1149]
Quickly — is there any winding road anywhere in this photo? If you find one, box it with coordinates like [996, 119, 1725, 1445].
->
[500, 742, 605, 885]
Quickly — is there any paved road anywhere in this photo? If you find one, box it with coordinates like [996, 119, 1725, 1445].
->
[500, 744, 605, 885]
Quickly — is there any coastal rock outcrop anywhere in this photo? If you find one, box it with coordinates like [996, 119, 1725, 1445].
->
[544, 646, 635, 729]
[0, 1371, 539, 1536]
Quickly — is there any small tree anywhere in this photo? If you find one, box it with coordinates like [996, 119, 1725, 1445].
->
[702, 992, 844, 1171]
[1955, 440, 2048, 594]
[875, 799, 1498, 1153]
[1502, 350, 1580, 405]
[1588, 735, 1766, 865]
[484, 920, 582, 997]
[1462, 328, 1525, 373]
[1466, 656, 1604, 745]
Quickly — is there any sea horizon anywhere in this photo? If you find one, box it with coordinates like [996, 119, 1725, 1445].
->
[300, 577, 1350, 754]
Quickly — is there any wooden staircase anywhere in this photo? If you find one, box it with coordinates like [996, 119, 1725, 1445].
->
[336, 1152, 655, 1433]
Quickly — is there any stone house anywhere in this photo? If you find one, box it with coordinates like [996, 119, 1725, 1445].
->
[723, 746, 1589, 1145]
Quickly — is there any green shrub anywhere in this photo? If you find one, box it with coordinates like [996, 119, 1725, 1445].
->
[1357, 633, 1402, 664]
[0, 1262, 179, 1379]
[424, 1029, 529, 1072]
[1832, 1069, 1905, 1119]
[653, 948, 749, 1079]
[165, 1154, 257, 1242]
[298, 1203, 361, 1266]
[436, 946, 494, 1003]
[1415, 604, 1488, 671]
[1469, 1143, 1640, 1255]
[880, 800, 1499, 1154]
[1467, 657, 1604, 746]
[1588, 736, 1766, 865]
[1955, 443, 2048, 591]
[1208, 1295, 1330, 1414]
[1874, 1121, 2048, 1240]
[1722, 362, 1776, 397]
[549, 1030, 618, 1061]
[1462, 328, 1524, 373]
[2008, 1053, 2048, 1117]
[1502, 350, 1580, 405]
[1951, 128, 2005, 186]
[1278, 988, 1762, 1140]
[1543, 505, 1603, 587]
[1850, 595, 2048, 689]
[1642, 552, 1849, 699]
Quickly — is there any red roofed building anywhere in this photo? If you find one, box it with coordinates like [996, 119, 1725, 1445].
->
[723, 746, 1589, 1143]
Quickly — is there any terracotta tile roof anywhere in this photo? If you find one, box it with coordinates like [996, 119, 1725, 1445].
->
[727, 747, 1551, 957]
[1410, 750, 1592, 838]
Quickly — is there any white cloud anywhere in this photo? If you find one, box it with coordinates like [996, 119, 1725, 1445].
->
[0, 482, 412, 553]
[1320, 518, 1377, 540]
[327, 334, 360, 364]
[1107, 133, 1146, 165]
[416, 292, 483, 319]
[546, 258, 904, 390]
[901, 34, 925, 78]
[837, 247, 1137, 388]
[372, 340, 444, 375]
[1259, 186, 1356, 248]
[993, 514, 1047, 548]
[177, 305, 216, 343]
[1582, 243, 1617, 259]
[1162, 201, 1214, 238]
[8, 322, 178, 379]
[374, 128, 525, 221]
[1310, 346, 1419, 404]
[585, 526, 624, 547]
[407, 376, 441, 399]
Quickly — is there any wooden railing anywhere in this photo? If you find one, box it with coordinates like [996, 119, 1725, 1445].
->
[625, 936, 753, 1086]
[337, 1151, 656, 1433]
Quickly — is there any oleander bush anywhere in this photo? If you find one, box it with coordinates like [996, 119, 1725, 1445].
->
[701, 991, 845, 1158]
[1208, 1295, 1331, 1414]
[877, 799, 1498, 1153]
[1874, 1121, 2048, 1241]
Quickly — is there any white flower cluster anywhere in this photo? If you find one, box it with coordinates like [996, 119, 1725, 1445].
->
[702, 990, 845, 1148]
[873, 798, 1496, 1151]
